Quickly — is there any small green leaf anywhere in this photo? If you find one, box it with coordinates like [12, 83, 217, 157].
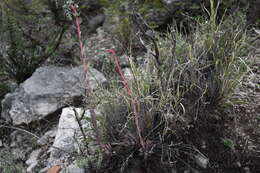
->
[222, 138, 235, 149]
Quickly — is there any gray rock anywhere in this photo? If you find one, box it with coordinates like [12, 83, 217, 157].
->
[1, 66, 106, 125]
[26, 162, 38, 173]
[102, 15, 121, 35]
[123, 68, 134, 81]
[87, 14, 106, 32]
[26, 149, 41, 165]
[6, 81, 18, 92]
[50, 108, 82, 159]
[61, 164, 85, 173]
[37, 129, 57, 146]
[243, 166, 251, 173]
[194, 154, 209, 169]
[49, 107, 100, 165]
[26, 149, 41, 173]
[119, 55, 130, 67]
[162, 0, 179, 5]
[1, 93, 15, 122]
[39, 166, 50, 173]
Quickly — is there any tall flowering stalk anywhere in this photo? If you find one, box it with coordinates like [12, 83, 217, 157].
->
[68, 2, 111, 156]
[107, 49, 145, 149]
[107, 49, 131, 95]
[64, 0, 144, 153]
[64, 3, 95, 169]
[69, 4, 89, 93]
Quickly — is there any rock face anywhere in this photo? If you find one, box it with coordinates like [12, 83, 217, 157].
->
[1, 66, 106, 125]
[49, 107, 99, 166]
[86, 14, 106, 33]
[60, 164, 85, 173]
[26, 149, 42, 173]
[49, 107, 84, 162]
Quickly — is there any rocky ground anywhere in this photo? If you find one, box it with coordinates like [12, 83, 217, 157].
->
[0, 30, 259, 173]
[0, 1, 260, 172]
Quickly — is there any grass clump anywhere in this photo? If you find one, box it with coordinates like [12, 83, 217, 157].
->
[86, 5, 250, 172]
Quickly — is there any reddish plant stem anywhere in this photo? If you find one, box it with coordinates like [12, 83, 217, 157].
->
[70, 5, 110, 156]
[107, 49, 131, 95]
[70, 5, 89, 92]
[107, 49, 145, 149]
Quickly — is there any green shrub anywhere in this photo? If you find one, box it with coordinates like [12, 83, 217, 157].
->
[1, 13, 41, 83]
[87, 3, 250, 172]
[0, 0, 67, 83]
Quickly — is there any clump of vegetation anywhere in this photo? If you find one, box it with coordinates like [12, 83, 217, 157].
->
[99, 0, 251, 59]
[0, 81, 10, 113]
[0, 0, 67, 83]
[0, 150, 25, 173]
[84, 1, 250, 172]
